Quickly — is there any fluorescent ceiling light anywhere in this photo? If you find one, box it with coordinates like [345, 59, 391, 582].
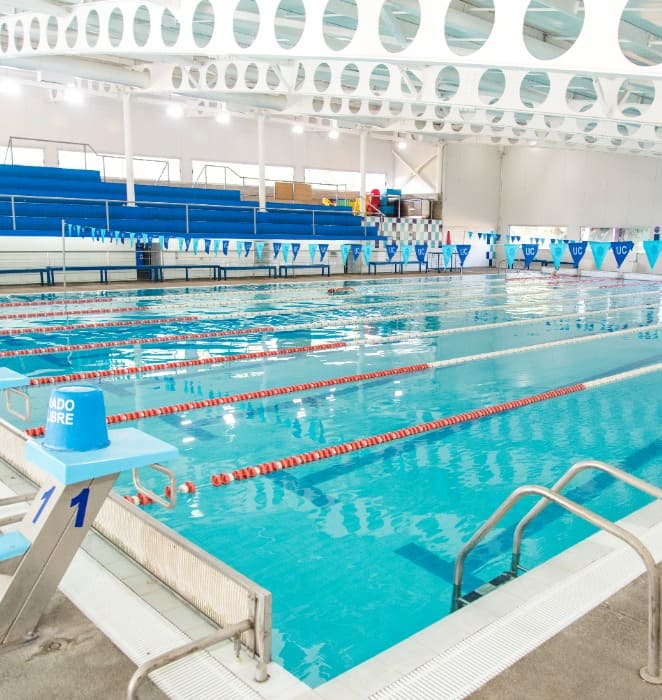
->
[64, 86, 83, 104]
[292, 122, 304, 134]
[0, 78, 20, 96]
[397, 139, 407, 150]
[328, 127, 339, 139]
[215, 110, 230, 124]
[167, 103, 183, 119]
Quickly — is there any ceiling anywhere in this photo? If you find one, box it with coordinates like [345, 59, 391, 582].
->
[1, 1, 662, 156]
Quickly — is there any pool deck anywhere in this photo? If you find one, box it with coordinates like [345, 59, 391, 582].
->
[2, 271, 661, 699]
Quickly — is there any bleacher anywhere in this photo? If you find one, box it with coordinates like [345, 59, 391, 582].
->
[0, 164, 380, 242]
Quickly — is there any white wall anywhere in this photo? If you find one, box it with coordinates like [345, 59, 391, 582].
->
[0, 87, 393, 187]
[500, 146, 662, 236]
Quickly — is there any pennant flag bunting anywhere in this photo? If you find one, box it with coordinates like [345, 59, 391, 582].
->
[255, 241, 264, 261]
[244, 241, 253, 257]
[549, 241, 567, 270]
[291, 243, 300, 261]
[643, 240, 662, 269]
[282, 242, 291, 262]
[192, 238, 199, 255]
[308, 243, 317, 262]
[340, 244, 350, 264]
[589, 241, 610, 270]
[610, 241, 633, 269]
[401, 243, 412, 265]
[318, 244, 329, 261]
[415, 243, 428, 263]
[363, 243, 373, 266]
[521, 243, 539, 268]
[442, 244, 454, 267]
[504, 243, 519, 268]
[568, 241, 587, 267]
[455, 244, 471, 267]
[235, 240, 242, 257]
[204, 238, 211, 255]
[273, 242, 282, 259]
[386, 243, 398, 261]
[351, 244, 362, 261]
[213, 239, 220, 256]
[222, 240, 229, 256]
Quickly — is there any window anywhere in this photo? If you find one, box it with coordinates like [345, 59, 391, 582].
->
[3, 146, 44, 166]
[304, 168, 386, 195]
[192, 160, 294, 187]
[509, 225, 568, 247]
[580, 226, 651, 246]
[59, 150, 180, 182]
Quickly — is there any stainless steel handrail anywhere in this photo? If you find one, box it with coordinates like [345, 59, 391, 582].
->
[452, 484, 661, 683]
[126, 619, 254, 700]
[511, 460, 662, 575]
[0, 492, 36, 508]
[4, 136, 100, 167]
[132, 462, 177, 510]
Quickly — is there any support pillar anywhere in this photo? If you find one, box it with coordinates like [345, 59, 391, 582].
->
[257, 114, 266, 211]
[359, 130, 367, 215]
[122, 92, 135, 206]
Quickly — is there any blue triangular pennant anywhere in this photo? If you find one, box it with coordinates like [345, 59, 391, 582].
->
[455, 244, 471, 267]
[521, 243, 539, 268]
[351, 244, 362, 261]
[273, 242, 282, 259]
[308, 243, 317, 262]
[222, 240, 229, 256]
[568, 241, 587, 267]
[610, 241, 633, 269]
[589, 241, 610, 270]
[192, 238, 199, 255]
[549, 241, 567, 270]
[340, 244, 350, 264]
[282, 242, 291, 262]
[318, 244, 328, 261]
[363, 244, 373, 266]
[415, 243, 428, 263]
[291, 243, 300, 261]
[386, 243, 398, 261]
[401, 244, 412, 265]
[255, 241, 264, 261]
[442, 244, 454, 267]
[643, 240, 662, 269]
[213, 239, 220, 256]
[244, 241, 252, 257]
[235, 240, 242, 257]
[504, 243, 519, 268]
[204, 238, 211, 255]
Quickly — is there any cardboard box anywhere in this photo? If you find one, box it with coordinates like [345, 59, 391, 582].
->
[293, 182, 312, 202]
[274, 181, 294, 200]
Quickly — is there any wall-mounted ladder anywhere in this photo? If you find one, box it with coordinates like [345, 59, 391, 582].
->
[451, 460, 662, 685]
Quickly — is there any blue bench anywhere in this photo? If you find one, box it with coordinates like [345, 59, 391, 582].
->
[427, 251, 458, 272]
[157, 264, 223, 281]
[218, 265, 277, 279]
[400, 260, 429, 273]
[368, 261, 399, 274]
[278, 263, 330, 277]
[0, 267, 50, 285]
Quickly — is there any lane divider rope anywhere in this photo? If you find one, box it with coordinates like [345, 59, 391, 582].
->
[0, 314, 200, 337]
[208, 360, 662, 489]
[3, 299, 655, 361]
[0, 305, 144, 321]
[0, 296, 118, 309]
[25, 324, 661, 435]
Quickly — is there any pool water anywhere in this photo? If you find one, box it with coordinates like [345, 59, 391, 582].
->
[1, 274, 661, 686]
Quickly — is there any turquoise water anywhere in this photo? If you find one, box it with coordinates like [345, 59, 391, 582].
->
[1, 275, 661, 686]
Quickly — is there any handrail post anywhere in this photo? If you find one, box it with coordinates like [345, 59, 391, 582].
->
[452, 484, 662, 684]
[312, 209, 316, 236]
[253, 207, 257, 236]
[126, 619, 254, 700]
[105, 200, 110, 230]
[185, 204, 189, 235]
[10, 195, 16, 231]
[511, 460, 662, 576]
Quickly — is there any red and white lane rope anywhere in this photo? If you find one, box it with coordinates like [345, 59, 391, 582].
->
[0, 325, 268, 358]
[0, 314, 200, 337]
[0, 296, 118, 309]
[207, 361, 662, 488]
[0, 306, 143, 321]
[4, 299, 655, 362]
[29, 340, 348, 385]
[25, 324, 662, 438]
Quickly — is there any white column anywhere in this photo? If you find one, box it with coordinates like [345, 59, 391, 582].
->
[435, 141, 443, 198]
[257, 113, 266, 210]
[359, 129, 367, 214]
[122, 92, 135, 206]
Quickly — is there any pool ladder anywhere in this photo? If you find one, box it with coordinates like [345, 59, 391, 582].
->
[451, 459, 662, 684]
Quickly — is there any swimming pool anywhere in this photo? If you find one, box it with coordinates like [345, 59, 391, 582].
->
[1, 274, 661, 687]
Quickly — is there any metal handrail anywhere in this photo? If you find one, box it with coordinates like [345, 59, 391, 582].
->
[511, 460, 662, 576]
[451, 484, 661, 684]
[0, 492, 36, 508]
[126, 619, 254, 700]
[4, 136, 100, 168]
[132, 462, 177, 510]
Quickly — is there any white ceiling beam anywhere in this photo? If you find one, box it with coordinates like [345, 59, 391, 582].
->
[8, 0, 71, 16]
